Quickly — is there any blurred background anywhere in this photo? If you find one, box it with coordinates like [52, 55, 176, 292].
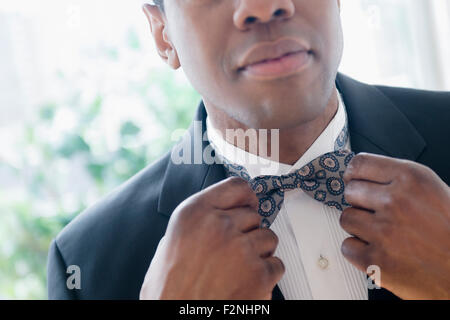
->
[0, 0, 449, 299]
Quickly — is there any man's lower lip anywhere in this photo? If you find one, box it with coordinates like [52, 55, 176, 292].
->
[241, 51, 312, 80]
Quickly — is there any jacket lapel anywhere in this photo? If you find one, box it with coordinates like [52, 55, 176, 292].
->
[336, 73, 426, 160]
[158, 104, 226, 217]
[157, 73, 427, 300]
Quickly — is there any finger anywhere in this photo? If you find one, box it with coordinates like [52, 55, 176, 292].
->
[341, 237, 371, 272]
[343, 153, 399, 185]
[263, 256, 285, 287]
[344, 179, 390, 212]
[204, 177, 258, 210]
[226, 207, 261, 233]
[339, 207, 376, 242]
[246, 228, 279, 258]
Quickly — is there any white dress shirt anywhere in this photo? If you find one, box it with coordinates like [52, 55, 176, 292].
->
[206, 90, 368, 300]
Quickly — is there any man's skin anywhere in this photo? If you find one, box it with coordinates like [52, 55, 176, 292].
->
[140, 0, 450, 299]
[146, 0, 343, 165]
[341, 154, 450, 299]
[140, 177, 284, 300]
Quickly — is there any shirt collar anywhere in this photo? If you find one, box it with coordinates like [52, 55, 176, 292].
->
[206, 89, 349, 179]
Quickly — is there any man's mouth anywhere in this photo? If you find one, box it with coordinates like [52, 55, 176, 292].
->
[236, 37, 313, 80]
[238, 50, 312, 80]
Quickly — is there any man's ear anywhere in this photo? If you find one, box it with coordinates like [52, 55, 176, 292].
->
[142, 4, 181, 70]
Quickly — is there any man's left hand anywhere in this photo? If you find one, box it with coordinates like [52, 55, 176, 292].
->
[341, 152, 450, 299]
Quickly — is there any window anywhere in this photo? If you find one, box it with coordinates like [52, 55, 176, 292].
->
[340, 0, 450, 90]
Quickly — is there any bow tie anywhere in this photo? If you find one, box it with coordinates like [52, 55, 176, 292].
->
[222, 124, 355, 228]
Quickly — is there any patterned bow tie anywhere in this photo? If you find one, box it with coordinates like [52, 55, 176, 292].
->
[223, 124, 355, 228]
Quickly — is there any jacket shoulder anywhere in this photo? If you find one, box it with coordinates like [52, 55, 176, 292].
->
[374, 84, 450, 142]
[49, 151, 172, 299]
[57, 151, 170, 244]
[375, 84, 450, 181]
[374, 85, 450, 122]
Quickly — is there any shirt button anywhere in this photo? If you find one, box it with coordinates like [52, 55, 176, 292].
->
[318, 255, 329, 270]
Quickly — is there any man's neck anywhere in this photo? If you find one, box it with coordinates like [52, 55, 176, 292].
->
[206, 87, 339, 165]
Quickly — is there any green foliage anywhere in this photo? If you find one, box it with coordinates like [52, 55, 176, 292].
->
[0, 27, 200, 299]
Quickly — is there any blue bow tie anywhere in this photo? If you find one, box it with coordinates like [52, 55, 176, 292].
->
[223, 124, 355, 228]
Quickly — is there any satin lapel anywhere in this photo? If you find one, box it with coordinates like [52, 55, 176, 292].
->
[336, 73, 426, 160]
[157, 102, 226, 216]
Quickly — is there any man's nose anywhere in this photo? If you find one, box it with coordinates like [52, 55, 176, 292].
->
[233, 0, 295, 30]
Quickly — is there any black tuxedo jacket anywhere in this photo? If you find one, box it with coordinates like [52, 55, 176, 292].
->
[47, 73, 450, 300]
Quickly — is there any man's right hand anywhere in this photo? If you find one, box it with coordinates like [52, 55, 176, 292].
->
[139, 177, 285, 300]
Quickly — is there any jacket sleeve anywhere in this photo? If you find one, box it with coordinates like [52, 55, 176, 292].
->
[47, 239, 77, 300]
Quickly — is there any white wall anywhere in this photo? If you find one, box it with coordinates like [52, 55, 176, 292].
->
[340, 0, 450, 91]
